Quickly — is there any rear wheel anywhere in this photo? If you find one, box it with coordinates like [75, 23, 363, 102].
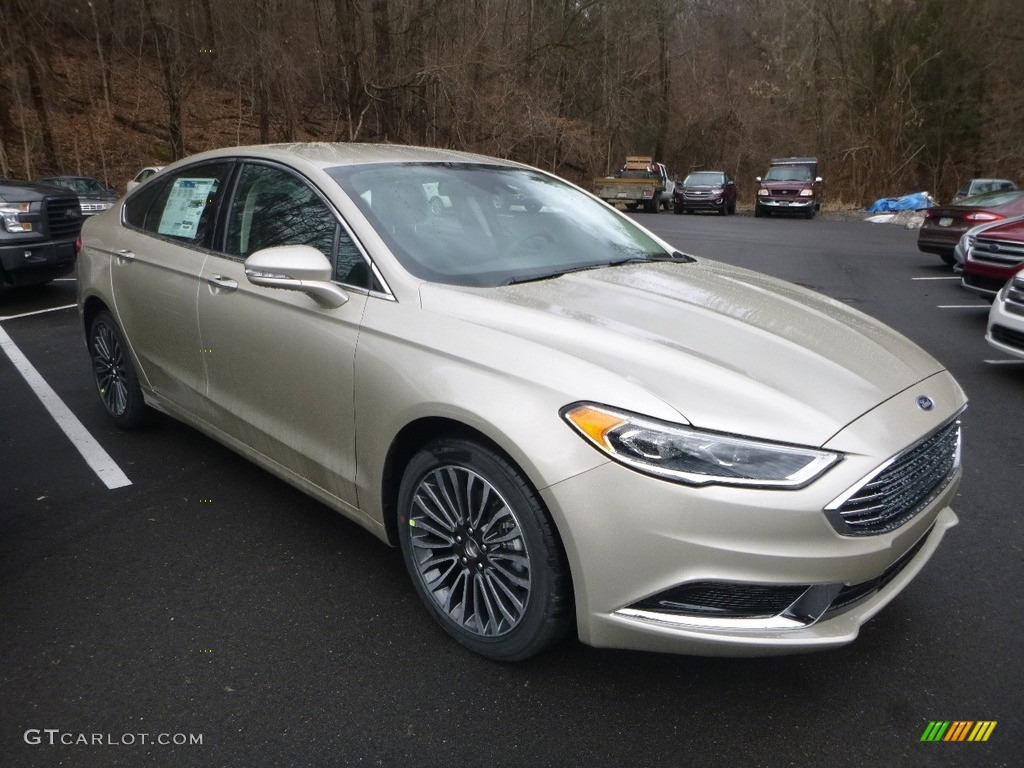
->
[88, 311, 155, 429]
[397, 438, 572, 661]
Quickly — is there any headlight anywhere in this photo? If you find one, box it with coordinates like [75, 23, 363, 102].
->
[562, 403, 841, 488]
[799, 189, 814, 197]
[757, 188, 768, 197]
[711, 188, 723, 195]
[0, 202, 33, 232]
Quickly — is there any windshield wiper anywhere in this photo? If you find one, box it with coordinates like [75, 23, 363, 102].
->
[503, 251, 694, 285]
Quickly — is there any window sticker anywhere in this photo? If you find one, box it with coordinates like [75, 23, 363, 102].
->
[158, 178, 217, 238]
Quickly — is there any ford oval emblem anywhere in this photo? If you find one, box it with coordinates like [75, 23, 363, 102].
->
[917, 396, 935, 411]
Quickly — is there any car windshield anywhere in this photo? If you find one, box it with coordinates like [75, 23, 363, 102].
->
[764, 166, 813, 182]
[328, 163, 674, 287]
[959, 190, 1024, 208]
[44, 177, 109, 195]
[684, 172, 725, 186]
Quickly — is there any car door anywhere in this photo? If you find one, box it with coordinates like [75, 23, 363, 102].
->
[111, 161, 232, 412]
[197, 161, 371, 506]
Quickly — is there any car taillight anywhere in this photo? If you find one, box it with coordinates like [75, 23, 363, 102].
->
[964, 212, 1004, 223]
[75, 235, 82, 254]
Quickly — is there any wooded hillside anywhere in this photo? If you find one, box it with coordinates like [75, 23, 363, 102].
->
[2, 0, 1022, 203]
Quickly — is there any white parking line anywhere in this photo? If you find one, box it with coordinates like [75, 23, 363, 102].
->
[938, 304, 989, 309]
[985, 359, 1024, 366]
[0, 324, 131, 490]
[912, 276, 961, 281]
[0, 303, 77, 321]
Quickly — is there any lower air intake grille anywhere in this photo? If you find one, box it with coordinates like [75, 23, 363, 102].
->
[828, 419, 960, 535]
[631, 582, 807, 619]
[991, 324, 1024, 352]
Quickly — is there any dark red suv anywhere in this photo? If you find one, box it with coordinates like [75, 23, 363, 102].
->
[962, 215, 1024, 299]
[754, 157, 823, 219]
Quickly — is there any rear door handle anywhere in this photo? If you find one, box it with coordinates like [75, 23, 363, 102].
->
[207, 275, 238, 292]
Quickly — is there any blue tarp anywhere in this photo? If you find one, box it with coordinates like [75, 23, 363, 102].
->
[866, 192, 933, 213]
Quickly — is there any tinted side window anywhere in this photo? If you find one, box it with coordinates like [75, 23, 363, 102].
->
[140, 162, 231, 247]
[225, 163, 371, 289]
[124, 178, 167, 229]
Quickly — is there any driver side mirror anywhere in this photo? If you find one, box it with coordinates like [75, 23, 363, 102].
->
[245, 245, 349, 309]
[755, 176, 762, 183]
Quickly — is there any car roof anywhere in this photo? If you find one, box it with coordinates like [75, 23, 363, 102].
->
[172, 143, 521, 172]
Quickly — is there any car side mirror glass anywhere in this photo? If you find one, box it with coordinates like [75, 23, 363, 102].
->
[755, 176, 762, 183]
[245, 244, 349, 309]
[815, 177, 823, 183]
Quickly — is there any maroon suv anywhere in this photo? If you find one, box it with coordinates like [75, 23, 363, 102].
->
[754, 157, 823, 219]
[961, 215, 1024, 299]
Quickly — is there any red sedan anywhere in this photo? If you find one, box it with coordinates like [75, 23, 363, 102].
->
[918, 190, 1024, 266]
[962, 215, 1024, 299]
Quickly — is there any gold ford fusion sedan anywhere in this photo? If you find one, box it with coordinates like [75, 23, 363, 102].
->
[77, 143, 966, 661]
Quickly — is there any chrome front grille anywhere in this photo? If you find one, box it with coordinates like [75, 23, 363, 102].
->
[1006, 277, 1024, 316]
[826, 418, 961, 535]
[971, 237, 1024, 267]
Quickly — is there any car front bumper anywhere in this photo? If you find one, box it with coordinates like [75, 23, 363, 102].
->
[757, 197, 814, 211]
[541, 372, 965, 656]
[986, 283, 1024, 360]
[0, 238, 77, 286]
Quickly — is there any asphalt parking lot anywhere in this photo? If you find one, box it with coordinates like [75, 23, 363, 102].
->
[1, 216, 1020, 768]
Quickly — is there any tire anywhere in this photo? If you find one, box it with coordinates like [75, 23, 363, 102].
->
[718, 201, 727, 216]
[673, 202, 683, 215]
[728, 199, 737, 215]
[625, 203, 638, 212]
[645, 197, 659, 213]
[754, 203, 764, 218]
[804, 207, 815, 219]
[397, 437, 572, 661]
[88, 311, 156, 429]
[940, 252, 956, 267]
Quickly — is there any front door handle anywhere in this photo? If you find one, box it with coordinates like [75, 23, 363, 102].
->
[207, 275, 238, 293]
[115, 249, 135, 263]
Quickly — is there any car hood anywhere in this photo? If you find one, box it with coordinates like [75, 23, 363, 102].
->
[0, 180, 75, 202]
[419, 260, 944, 446]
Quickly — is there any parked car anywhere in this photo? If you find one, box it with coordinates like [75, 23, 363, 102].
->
[961, 215, 1024, 299]
[754, 157, 823, 219]
[986, 270, 1024, 360]
[1, 179, 82, 289]
[673, 171, 736, 215]
[126, 165, 165, 193]
[951, 178, 1018, 204]
[918, 190, 1024, 266]
[37, 176, 117, 216]
[78, 143, 965, 661]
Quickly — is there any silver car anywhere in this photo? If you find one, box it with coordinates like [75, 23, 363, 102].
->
[986, 271, 1024, 360]
[77, 143, 966, 660]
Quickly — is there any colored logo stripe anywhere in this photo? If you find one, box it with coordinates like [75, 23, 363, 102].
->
[920, 721, 996, 742]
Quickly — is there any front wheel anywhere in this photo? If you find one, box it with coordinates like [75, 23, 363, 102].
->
[89, 311, 155, 429]
[940, 252, 956, 267]
[397, 438, 572, 661]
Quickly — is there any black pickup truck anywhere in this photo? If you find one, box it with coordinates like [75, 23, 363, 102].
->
[1, 179, 83, 289]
